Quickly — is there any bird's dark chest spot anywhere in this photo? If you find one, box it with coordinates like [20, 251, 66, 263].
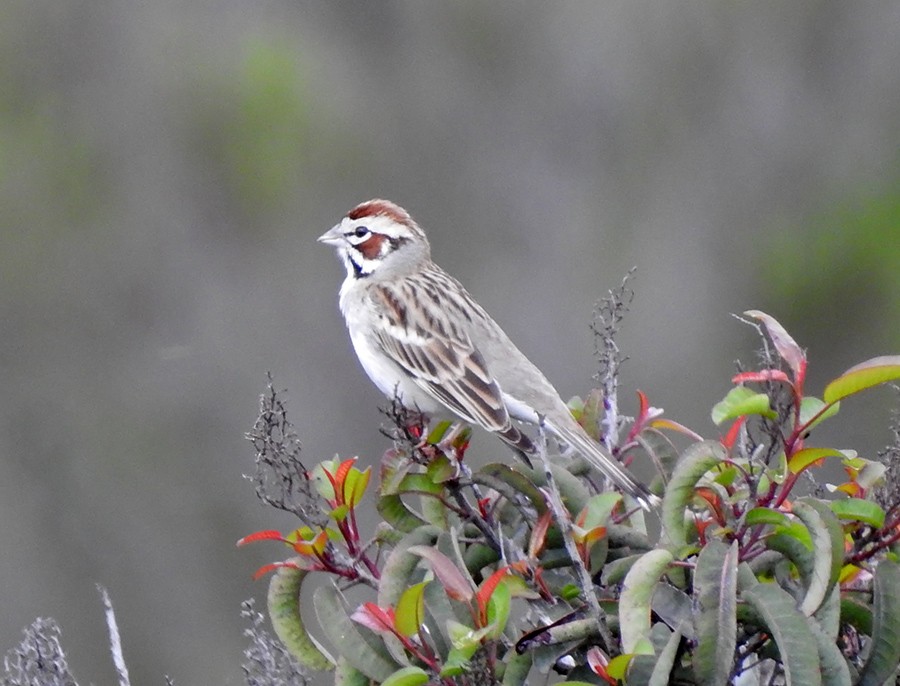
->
[356, 234, 389, 261]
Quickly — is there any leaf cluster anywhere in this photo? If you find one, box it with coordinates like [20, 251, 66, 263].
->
[241, 311, 900, 685]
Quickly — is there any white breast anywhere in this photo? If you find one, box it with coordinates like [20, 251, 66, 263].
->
[339, 278, 444, 415]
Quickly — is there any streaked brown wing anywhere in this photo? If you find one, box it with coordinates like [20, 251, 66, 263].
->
[372, 284, 511, 433]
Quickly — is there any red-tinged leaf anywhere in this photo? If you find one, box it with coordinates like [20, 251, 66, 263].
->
[334, 457, 358, 503]
[576, 388, 605, 441]
[695, 488, 724, 523]
[635, 390, 650, 422]
[311, 530, 328, 554]
[835, 482, 862, 497]
[732, 369, 792, 385]
[450, 426, 473, 453]
[823, 356, 900, 404]
[721, 416, 748, 451]
[575, 526, 607, 547]
[350, 602, 396, 635]
[528, 510, 553, 560]
[237, 530, 285, 546]
[407, 545, 474, 601]
[787, 447, 846, 475]
[648, 417, 704, 440]
[587, 646, 617, 685]
[251, 560, 302, 581]
[292, 540, 317, 556]
[475, 567, 511, 619]
[743, 310, 807, 384]
[293, 530, 328, 557]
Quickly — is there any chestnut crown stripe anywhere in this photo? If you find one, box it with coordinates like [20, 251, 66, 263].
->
[347, 199, 413, 226]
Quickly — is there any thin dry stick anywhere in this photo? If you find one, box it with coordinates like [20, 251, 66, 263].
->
[536, 423, 614, 652]
[98, 585, 131, 686]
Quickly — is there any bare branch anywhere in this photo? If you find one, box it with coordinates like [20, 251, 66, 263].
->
[245, 375, 327, 528]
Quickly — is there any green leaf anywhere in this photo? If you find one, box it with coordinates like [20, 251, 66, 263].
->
[745, 507, 791, 528]
[635, 427, 681, 482]
[839, 597, 873, 635]
[474, 463, 548, 515]
[380, 666, 430, 686]
[313, 585, 401, 682]
[334, 655, 371, 686]
[526, 463, 591, 514]
[377, 526, 441, 609]
[425, 420, 454, 444]
[647, 624, 685, 686]
[787, 448, 846, 475]
[619, 548, 674, 654]
[500, 651, 533, 686]
[485, 578, 512, 638]
[377, 494, 428, 533]
[741, 583, 822, 686]
[813, 584, 842, 642]
[773, 520, 814, 550]
[576, 387, 605, 441]
[830, 498, 886, 528]
[857, 560, 900, 686]
[693, 540, 738, 686]
[823, 356, 900, 404]
[606, 654, 634, 680]
[810, 619, 852, 686]
[792, 499, 844, 616]
[343, 466, 371, 508]
[440, 645, 475, 677]
[394, 582, 428, 638]
[798, 396, 840, 433]
[661, 440, 728, 546]
[266, 562, 335, 671]
[579, 492, 623, 529]
[311, 460, 339, 500]
[766, 527, 815, 591]
[425, 454, 455, 483]
[651, 583, 695, 641]
[711, 386, 776, 425]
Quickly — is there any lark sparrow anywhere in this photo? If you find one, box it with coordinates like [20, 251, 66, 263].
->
[318, 199, 658, 509]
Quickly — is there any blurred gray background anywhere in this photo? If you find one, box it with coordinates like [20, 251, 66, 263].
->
[2, 1, 899, 682]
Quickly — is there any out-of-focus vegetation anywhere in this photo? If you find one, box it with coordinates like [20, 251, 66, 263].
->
[764, 190, 900, 350]
[1, 2, 899, 683]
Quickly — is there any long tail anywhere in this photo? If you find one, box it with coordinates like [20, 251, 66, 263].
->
[544, 417, 660, 511]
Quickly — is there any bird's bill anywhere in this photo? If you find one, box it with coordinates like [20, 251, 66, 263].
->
[317, 224, 345, 245]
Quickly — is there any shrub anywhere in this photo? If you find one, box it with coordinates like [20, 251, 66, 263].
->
[239, 309, 900, 686]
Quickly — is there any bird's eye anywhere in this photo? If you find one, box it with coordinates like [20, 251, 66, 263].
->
[352, 226, 369, 238]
